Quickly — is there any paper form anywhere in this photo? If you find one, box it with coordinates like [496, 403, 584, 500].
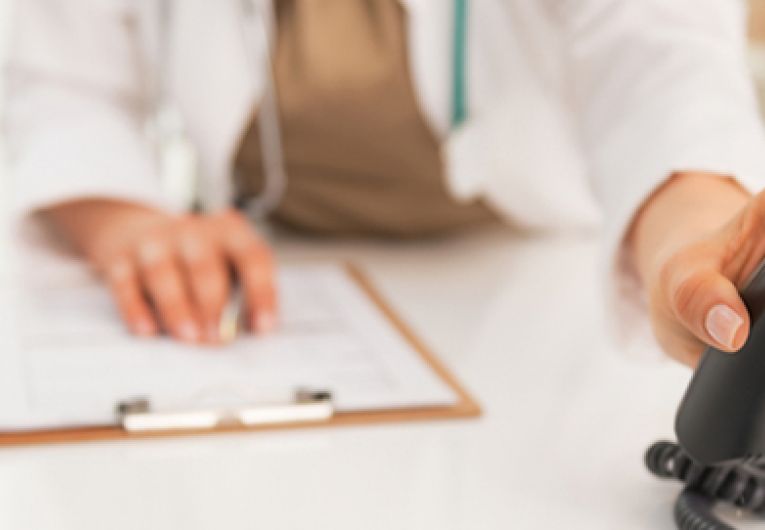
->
[0, 257, 457, 430]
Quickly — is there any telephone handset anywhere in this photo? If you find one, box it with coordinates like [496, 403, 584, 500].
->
[647, 261, 765, 529]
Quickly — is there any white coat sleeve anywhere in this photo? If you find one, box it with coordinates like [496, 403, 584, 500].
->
[554, 0, 765, 356]
[3, 0, 172, 222]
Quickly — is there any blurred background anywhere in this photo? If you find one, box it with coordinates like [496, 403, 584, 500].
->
[749, 0, 765, 106]
[0, 0, 764, 140]
[0, 0, 765, 215]
[0, 1, 762, 112]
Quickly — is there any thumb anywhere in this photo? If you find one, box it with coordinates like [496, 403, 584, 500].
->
[666, 265, 750, 352]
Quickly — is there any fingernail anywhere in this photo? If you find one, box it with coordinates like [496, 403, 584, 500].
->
[133, 319, 156, 337]
[256, 312, 276, 334]
[705, 304, 743, 350]
[177, 321, 201, 343]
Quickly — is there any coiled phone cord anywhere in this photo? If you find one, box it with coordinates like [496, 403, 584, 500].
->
[645, 440, 765, 529]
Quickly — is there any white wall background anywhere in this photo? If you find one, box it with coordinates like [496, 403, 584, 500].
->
[0, 0, 11, 130]
[0, 0, 12, 194]
[0, 0, 14, 280]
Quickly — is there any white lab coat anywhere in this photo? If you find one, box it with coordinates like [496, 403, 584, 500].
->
[5, 0, 765, 353]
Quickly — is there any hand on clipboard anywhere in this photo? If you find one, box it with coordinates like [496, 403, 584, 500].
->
[3, 263, 481, 446]
[42, 200, 277, 343]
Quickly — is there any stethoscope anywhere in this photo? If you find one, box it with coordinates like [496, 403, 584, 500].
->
[156, 0, 468, 220]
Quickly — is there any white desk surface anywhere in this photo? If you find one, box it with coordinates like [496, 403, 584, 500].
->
[0, 227, 715, 529]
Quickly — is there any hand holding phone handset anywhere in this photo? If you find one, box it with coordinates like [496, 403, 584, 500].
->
[646, 259, 765, 529]
[676, 258, 765, 465]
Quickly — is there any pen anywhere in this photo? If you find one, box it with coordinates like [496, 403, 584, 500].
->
[219, 285, 244, 343]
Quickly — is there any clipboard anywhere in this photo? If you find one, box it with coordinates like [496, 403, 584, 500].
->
[0, 265, 481, 447]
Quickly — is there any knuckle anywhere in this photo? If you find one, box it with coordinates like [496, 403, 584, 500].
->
[179, 233, 217, 265]
[136, 238, 172, 269]
[142, 263, 184, 300]
[105, 257, 135, 285]
[657, 249, 698, 300]
[657, 250, 688, 290]
[671, 272, 707, 318]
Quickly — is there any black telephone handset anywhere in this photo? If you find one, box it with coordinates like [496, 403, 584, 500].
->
[676, 260, 765, 465]
[646, 262, 765, 529]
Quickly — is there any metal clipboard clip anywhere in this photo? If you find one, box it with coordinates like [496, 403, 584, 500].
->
[116, 389, 334, 433]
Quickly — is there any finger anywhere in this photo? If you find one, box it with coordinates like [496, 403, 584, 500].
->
[663, 260, 750, 352]
[136, 237, 202, 343]
[654, 332, 704, 369]
[104, 256, 158, 337]
[721, 195, 765, 285]
[177, 230, 230, 343]
[649, 305, 706, 368]
[218, 212, 277, 333]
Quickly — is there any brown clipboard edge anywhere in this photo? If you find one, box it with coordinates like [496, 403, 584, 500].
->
[0, 263, 481, 447]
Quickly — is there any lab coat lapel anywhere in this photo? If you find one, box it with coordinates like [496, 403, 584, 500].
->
[400, 0, 452, 137]
[171, 0, 266, 211]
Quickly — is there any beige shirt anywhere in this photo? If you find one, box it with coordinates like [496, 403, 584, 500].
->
[234, 0, 496, 237]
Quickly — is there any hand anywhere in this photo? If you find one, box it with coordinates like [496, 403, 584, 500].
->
[43, 200, 277, 343]
[636, 174, 762, 366]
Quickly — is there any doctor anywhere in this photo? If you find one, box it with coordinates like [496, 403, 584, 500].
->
[6, 0, 765, 367]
